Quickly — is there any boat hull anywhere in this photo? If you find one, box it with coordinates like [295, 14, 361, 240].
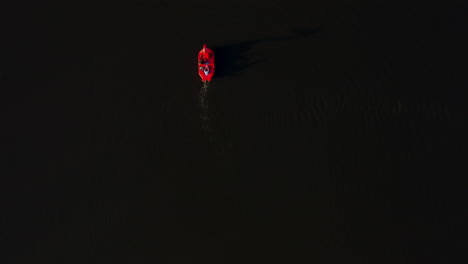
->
[198, 44, 215, 82]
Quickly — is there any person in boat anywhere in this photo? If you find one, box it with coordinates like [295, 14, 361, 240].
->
[203, 65, 210, 75]
[199, 57, 207, 64]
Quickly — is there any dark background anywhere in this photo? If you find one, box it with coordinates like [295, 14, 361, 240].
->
[0, 0, 466, 263]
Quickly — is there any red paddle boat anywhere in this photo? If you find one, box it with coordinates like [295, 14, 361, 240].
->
[198, 44, 215, 84]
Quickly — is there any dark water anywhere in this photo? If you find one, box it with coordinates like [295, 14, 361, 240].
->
[1, 1, 466, 263]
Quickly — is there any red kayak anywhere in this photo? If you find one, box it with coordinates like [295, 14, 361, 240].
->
[198, 44, 215, 83]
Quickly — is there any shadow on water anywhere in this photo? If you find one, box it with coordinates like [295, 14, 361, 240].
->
[213, 28, 319, 77]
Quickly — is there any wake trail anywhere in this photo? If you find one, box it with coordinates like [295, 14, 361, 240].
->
[199, 82, 210, 133]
